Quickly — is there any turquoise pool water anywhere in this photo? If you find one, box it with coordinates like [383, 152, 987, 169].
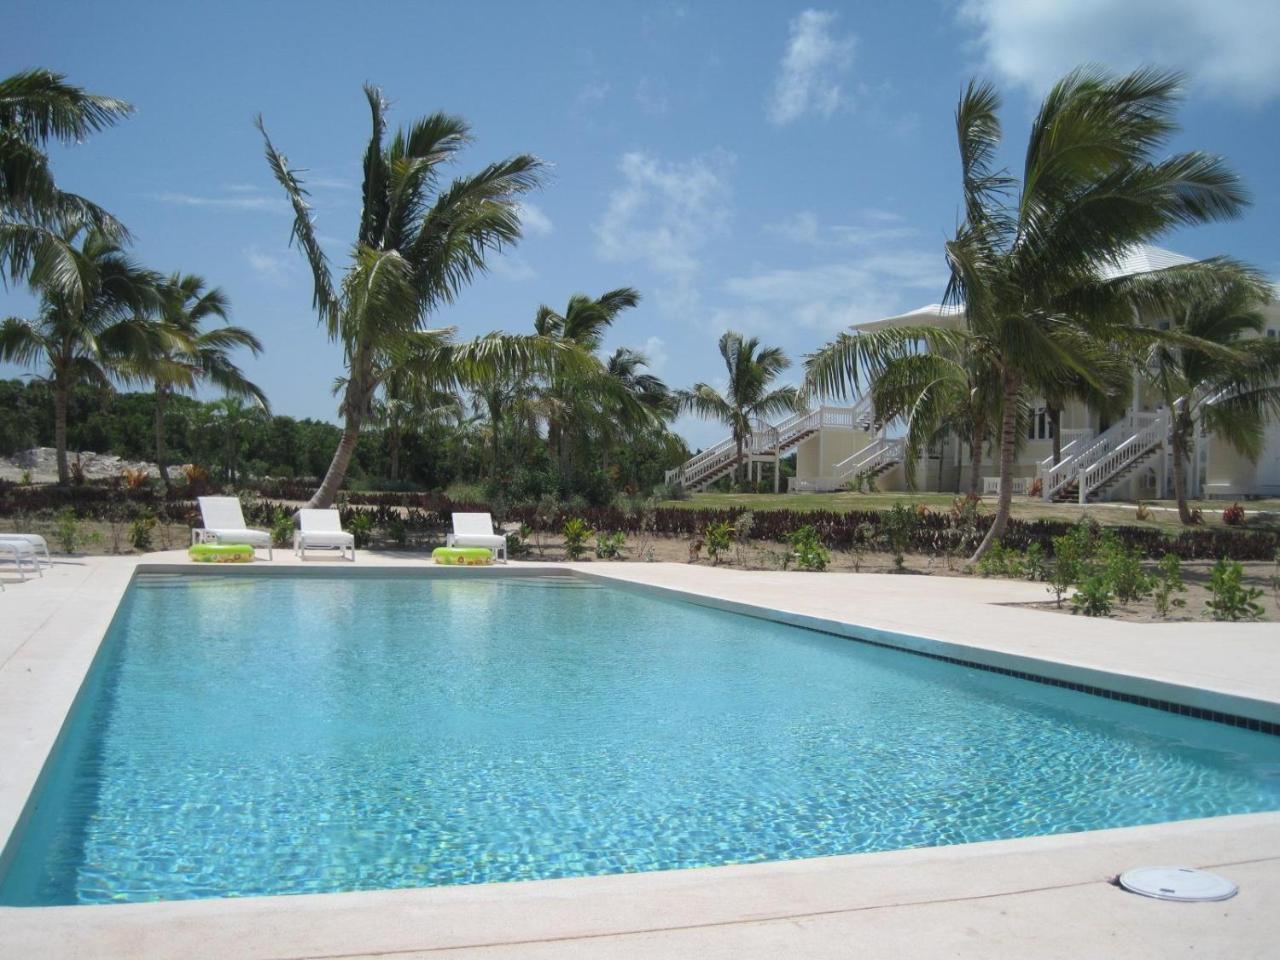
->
[3, 573, 1279, 905]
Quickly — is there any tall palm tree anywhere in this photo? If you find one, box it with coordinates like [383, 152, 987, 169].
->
[807, 68, 1249, 559]
[145, 274, 267, 491]
[0, 229, 157, 483]
[534, 287, 642, 470]
[596, 346, 675, 471]
[1140, 271, 1279, 523]
[258, 84, 555, 507]
[0, 69, 132, 302]
[204, 395, 267, 484]
[368, 369, 462, 483]
[680, 331, 802, 485]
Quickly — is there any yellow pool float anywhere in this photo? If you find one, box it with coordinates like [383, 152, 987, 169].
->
[432, 547, 493, 566]
[188, 542, 255, 563]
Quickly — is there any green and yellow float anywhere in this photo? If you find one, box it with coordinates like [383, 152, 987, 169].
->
[188, 542, 255, 563]
[431, 547, 493, 566]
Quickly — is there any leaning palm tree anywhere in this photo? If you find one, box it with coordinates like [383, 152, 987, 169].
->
[144, 274, 267, 491]
[680, 331, 802, 485]
[0, 69, 132, 302]
[258, 84, 552, 507]
[594, 346, 675, 470]
[807, 68, 1249, 560]
[1139, 271, 1279, 523]
[0, 229, 157, 483]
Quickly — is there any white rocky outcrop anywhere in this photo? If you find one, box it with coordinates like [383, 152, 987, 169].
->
[0, 448, 187, 483]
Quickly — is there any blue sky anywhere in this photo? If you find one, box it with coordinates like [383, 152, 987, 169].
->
[5, 0, 1280, 448]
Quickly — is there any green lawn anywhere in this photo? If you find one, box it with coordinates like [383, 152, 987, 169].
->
[660, 491, 1280, 533]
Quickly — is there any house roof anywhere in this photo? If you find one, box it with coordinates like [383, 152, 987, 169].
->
[854, 243, 1201, 332]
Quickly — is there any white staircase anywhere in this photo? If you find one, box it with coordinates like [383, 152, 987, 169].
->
[789, 433, 906, 492]
[1038, 412, 1168, 503]
[667, 400, 873, 491]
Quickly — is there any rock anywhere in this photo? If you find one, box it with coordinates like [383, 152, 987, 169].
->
[0, 448, 187, 483]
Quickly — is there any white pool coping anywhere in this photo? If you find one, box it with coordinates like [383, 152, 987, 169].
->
[1, 551, 1278, 959]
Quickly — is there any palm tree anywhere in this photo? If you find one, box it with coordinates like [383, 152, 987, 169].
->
[680, 331, 802, 485]
[145, 274, 267, 491]
[368, 370, 462, 483]
[204, 395, 266, 484]
[1139, 271, 1279, 523]
[807, 68, 1249, 559]
[0, 229, 157, 483]
[534, 287, 642, 471]
[597, 346, 675, 470]
[258, 84, 552, 507]
[0, 69, 132, 302]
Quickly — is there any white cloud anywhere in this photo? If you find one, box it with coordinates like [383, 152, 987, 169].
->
[766, 210, 917, 247]
[594, 150, 734, 314]
[154, 190, 285, 212]
[244, 246, 295, 283]
[639, 335, 669, 373]
[959, 0, 1280, 104]
[489, 253, 537, 282]
[635, 77, 671, 117]
[515, 202, 553, 237]
[575, 80, 611, 109]
[721, 250, 947, 333]
[766, 9, 856, 125]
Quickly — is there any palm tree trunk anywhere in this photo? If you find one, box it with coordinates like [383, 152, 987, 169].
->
[970, 373, 1019, 562]
[389, 422, 401, 482]
[1048, 405, 1062, 466]
[54, 384, 70, 485]
[735, 436, 745, 485]
[154, 387, 171, 493]
[967, 429, 983, 498]
[1170, 420, 1194, 525]
[308, 409, 362, 508]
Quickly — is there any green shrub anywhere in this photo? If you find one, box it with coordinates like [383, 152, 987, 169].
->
[1024, 542, 1048, 582]
[880, 503, 914, 571]
[1071, 571, 1114, 617]
[976, 543, 1026, 579]
[348, 512, 374, 548]
[704, 520, 734, 565]
[594, 530, 626, 559]
[787, 525, 829, 571]
[506, 523, 531, 558]
[384, 517, 408, 547]
[1204, 558, 1265, 621]
[1151, 553, 1187, 618]
[54, 507, 82, 554]
[1048, 521, 1092, 608]
[1099, 532, 1151, 604]
[562, 517, 591, 560]
[270, 509, 295, 548]
[128, 514, 156, 552]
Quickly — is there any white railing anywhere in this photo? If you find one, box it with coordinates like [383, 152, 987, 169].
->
[1036, 429, 1097, 500]
[983, 476, 1033, 496]
[1039, 419, 1144, 501]
[827, 435, 906, 486]
[666, 402, 868, 490]
[1076, 412, 1167, 504]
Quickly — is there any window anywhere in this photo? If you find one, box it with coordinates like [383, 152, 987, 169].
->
[1028, 407, 1055, 441]
[1268, 328, 1277, 339]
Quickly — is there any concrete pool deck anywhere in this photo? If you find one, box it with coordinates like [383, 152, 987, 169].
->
[1, 551, 1278, 959]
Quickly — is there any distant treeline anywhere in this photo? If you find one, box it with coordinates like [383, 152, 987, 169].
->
[0, 380, 682, 501]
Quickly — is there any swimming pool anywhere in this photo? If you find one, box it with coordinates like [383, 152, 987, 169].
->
[2, 571, 1278, 906]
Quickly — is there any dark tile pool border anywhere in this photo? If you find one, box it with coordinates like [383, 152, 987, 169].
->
[582, 572, 1280, 738]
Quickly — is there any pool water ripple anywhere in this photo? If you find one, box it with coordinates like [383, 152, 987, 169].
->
[2, 573, 1278, 905]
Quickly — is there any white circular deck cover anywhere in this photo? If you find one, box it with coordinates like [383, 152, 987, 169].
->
[1118, 867, 1238, 902]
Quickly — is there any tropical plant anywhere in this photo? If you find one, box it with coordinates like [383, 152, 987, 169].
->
[1048, 522, 1092, 607]
[561, 516, 591, 560]
[258, 84, 553, 507]
[1204, 558, 1265, 621]
[0, 69, 132, 301]
[594, 530, 626, 559]
[679, 331, 802, 484]
[787, 524, 830, 571]
[1138, 274, 1280, 524]
[880, 502, 915, 571]
[141, 273, 267, 491]
[1071, 571, 1115, 617]
[0, 229, 158, 483]
[1151, 553, 1187, 618]
[806, 68, 1250, 561]
[704, 519, 734, 564]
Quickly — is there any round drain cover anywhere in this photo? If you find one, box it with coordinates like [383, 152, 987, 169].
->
[1118, 867, 1238, 902]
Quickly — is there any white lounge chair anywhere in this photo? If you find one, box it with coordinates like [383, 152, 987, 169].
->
[0, 533, 51, 568]
[0, 538, 42, 580]
[193, 496, 273, 559]
[446, 512, 507, 563]
[293, 509, 356, 561]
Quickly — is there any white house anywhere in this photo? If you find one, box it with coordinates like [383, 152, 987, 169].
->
[667, 245, 1280, 501]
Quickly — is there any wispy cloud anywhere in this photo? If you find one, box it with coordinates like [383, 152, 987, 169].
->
[244, 246, 295, 283]
[515, 202, 553, 237]
[766, 9, 856, 125]
[635, 77, 671, 117]
[766, 210, 917, 248]
[959, 0, 1280, 104]
[594, 149, 734, 315]
[154, 190, 286, 212]
[489, 253, 537, 282]
[575, 80, 611, 110]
